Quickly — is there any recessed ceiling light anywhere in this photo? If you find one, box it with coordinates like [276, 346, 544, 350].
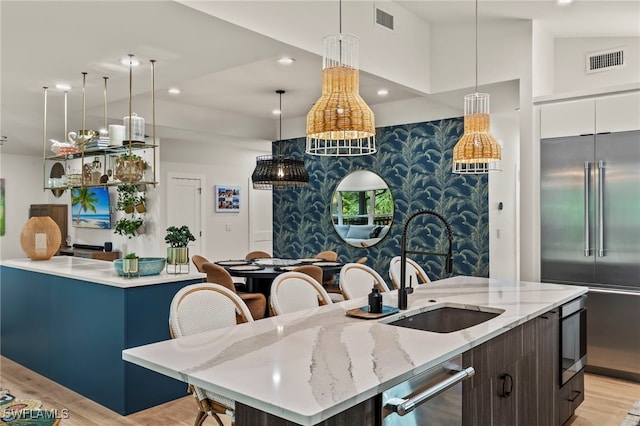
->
[168, 88, 181, 95]
[277, 57, 295, 65]
[55, 83, 71, 91]
[272, 109, 282, 115]
[377, 89, 389, 96]
[120, 57, 140, 67]
[557, 0, 572, 5]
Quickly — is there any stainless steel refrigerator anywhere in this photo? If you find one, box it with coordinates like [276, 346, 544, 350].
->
[541, 130, 640, 382]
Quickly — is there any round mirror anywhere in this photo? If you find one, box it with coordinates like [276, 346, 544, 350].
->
[331, 170, 393, 248]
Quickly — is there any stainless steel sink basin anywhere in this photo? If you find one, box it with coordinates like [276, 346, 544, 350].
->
[387, 306, 503, 333]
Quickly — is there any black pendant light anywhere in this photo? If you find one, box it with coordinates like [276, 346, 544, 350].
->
[252, 90, 309, 190]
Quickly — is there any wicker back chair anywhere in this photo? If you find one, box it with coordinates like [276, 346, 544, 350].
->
[169, 283, 253, 426]
[270, 272, 333, 315]
[339, 263, 390, 300]
[388, 256, 431, 289]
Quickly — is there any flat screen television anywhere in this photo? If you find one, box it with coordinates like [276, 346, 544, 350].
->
[71, 187, 111, 229]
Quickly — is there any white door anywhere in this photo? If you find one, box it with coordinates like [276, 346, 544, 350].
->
[167, 175, 202, 255]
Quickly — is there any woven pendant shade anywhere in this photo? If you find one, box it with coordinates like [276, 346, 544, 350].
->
[453, 93, 501, 173]
[252, 155, 309, 190]
[306, 34, 376, 156]
[20, 216, 62, 260]
[252, 90, 309, 190]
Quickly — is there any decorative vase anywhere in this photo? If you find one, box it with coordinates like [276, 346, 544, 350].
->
[115, 158, 144, 182]
[20, 216, 62, 260]
[166, 247, 189, 274]
[122, 258, 139, 278]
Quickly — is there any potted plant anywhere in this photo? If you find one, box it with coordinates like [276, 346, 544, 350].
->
[122, 252, 139, 277]
[115, 153, 144, 182]
[165, 225, 196, 271]
[135, 194, 146, 213]
[114, 217, 144, 239]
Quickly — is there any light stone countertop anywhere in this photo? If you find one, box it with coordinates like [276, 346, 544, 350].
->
[0, 256, 205, 288]
[122, 276, 587, 425]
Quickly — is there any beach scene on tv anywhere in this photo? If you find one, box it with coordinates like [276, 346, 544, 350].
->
[71, 187, 111, 229]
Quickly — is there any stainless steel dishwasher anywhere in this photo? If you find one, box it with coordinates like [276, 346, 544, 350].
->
[382, 355, 475, 425]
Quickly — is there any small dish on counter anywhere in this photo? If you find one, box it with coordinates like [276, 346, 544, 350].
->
[113, 257, 166, 276]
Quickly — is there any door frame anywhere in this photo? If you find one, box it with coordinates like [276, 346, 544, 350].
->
[166, 172, 206, 257]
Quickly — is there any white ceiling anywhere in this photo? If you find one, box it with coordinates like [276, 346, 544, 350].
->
[1, 0, 638, 157]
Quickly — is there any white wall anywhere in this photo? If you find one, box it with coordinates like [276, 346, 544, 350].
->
[555, 37, 640, 93]
[532, 21, 556, 98]
[0, 153, 48, 260]
[160, 138, 271, 262]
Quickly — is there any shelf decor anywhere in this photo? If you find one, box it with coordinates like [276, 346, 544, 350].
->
[452, 0, 502, 174]
[20, 216, 61, 260]
[305, 0, 375, 157]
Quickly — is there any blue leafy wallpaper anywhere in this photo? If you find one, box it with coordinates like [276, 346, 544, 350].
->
[272, 118, 489, 281]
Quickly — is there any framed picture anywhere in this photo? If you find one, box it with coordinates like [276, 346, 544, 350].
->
[215, 185, 240, 212]
[71, 187, 112, 229]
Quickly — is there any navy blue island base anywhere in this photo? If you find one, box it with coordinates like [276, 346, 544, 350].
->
[0, 259, 204, 415]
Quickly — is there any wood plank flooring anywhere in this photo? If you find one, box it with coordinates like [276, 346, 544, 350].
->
[1, 355, 638, 425]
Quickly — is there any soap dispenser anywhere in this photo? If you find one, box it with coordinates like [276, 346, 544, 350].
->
[368, 285, 383, 314]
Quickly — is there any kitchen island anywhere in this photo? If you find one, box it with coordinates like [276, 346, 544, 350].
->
[0, 256, 205, 415]
[123, 276, 587, 425]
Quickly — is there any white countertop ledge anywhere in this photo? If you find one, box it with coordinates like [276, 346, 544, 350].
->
[0, 257, 204, 288]
[122, 276, 587, 425]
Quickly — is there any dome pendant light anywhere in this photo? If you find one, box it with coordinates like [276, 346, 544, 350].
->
[252, 90, 309, 190]
[305, 0, 376, 156]
[452, 0, 502, 174]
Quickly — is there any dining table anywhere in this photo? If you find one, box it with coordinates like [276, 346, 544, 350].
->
[215, 257, 343, 298]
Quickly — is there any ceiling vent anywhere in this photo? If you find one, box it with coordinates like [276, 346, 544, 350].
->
[586, 48, 625, 74]
[375, 6, 394, 31]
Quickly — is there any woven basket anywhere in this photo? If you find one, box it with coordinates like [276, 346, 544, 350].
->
[20, 216, 61, 260]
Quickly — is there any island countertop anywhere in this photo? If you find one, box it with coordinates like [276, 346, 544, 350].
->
[0, 256, 204, 288]
[122, 276, 587, 425]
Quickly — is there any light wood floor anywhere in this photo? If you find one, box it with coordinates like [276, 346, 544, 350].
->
[1, 355, 638, 425]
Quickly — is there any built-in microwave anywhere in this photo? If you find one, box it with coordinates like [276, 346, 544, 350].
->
[560, 295, 587, 385]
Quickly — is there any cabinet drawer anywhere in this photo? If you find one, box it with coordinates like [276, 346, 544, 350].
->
[558, 369, 584, 425]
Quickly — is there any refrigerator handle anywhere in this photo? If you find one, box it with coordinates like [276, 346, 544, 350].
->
[598, 160, 605, 257]
[584, 161, 591, 257]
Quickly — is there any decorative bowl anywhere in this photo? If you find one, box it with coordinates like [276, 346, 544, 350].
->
[114, 257, 166, 276]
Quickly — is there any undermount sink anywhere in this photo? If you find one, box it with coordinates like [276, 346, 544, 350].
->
[387, 306, 504, 333]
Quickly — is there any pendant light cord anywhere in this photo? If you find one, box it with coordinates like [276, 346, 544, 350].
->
[475, 0, 478, 93]
[276, 89, 285, 157]
[339, 0, 342, 33]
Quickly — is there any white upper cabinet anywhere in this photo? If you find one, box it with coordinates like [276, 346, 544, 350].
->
[541, 91, 640, 139]
[595, 92, 640, 133]
[540, 100, 595, 139]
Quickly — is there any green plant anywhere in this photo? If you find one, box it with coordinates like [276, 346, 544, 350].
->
[124, 252, 138, 259]
[116, 184, 145, 212]
[114, 217, 144, 239]
[165, 225, 196, 248]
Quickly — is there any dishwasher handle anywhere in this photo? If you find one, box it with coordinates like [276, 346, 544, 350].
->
[385, 367, 475, 416]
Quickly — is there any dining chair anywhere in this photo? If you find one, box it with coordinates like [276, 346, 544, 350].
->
[270, 271, 333, 315]
[294, 265, 344, 302]
[315, 250, 338, 261]
[339, 263, 390, 300]
[201, 262, 267, 320]
[244, 250, 272, 261]
[169, 283, 253, 426]
[356, 256, 368, 264]
[388, 256, 431, 289]
[191, 254, 209, 274]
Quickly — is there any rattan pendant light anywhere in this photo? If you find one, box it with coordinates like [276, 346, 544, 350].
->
[305, 0, 376, 156]
[452, 0, 502, 174]
[252, 90, 309, 190]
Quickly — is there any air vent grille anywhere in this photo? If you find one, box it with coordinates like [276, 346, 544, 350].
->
[375, 7, 394, 31]
[586, 48, 625, 74]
